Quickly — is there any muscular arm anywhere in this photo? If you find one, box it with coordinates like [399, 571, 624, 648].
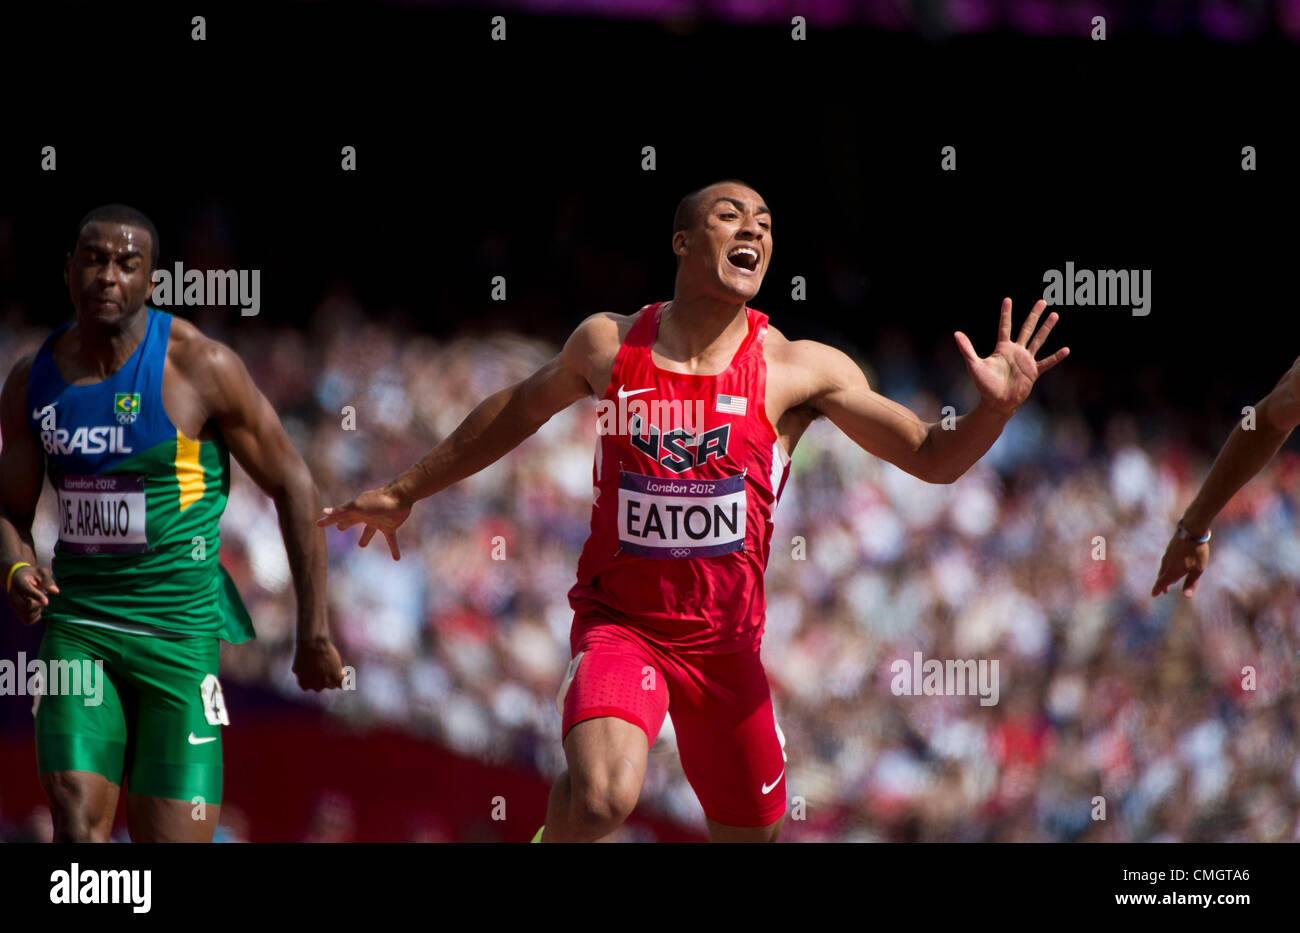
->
[800, 341, 1012, 484]
[1180, 358, 1300, 535]
[195, 340, 341, 687]
[794, 298, 1064, 484]
[318, 314, 613, 559]
[386, 319, 601, 505]
[0, 357, 41, 568]
[0, 356, 60, 622]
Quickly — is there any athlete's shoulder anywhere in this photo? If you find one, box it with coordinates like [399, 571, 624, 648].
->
[562, 309, 652, 397]
[2, 350, 38, 384]
[564, 309, 645, 363]
[764, 330, 873, 410]
[762, 326, 842, 370]
[163, 314, 256, 408]
[0, 351, 38, 407]
[570, 309, 639, 347]
[6, 318, 69, 390]
[165, 314, 237, 372]
[162, 311, 205, 348]
[1265, 353, 1300, 399]
[1262, 353, 1300, 431]
[760, 319, 792, 351]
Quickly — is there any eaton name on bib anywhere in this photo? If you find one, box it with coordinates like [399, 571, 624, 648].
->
[56, 474, 148, 555]
[617, 470, 746, 558]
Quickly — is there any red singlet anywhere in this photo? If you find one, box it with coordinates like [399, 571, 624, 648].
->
[568, 301, 792, 653]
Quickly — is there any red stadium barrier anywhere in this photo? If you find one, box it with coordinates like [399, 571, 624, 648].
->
[0, 709, 706, 843]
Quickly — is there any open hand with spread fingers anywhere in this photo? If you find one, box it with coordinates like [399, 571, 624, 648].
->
[954, 298, 1069, 414]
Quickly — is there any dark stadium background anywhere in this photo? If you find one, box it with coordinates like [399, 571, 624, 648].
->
[1, 1, 1297, 842]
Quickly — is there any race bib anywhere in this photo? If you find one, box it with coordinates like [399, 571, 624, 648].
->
[56, 474, 148, 555]
[617, 471, 746, 558]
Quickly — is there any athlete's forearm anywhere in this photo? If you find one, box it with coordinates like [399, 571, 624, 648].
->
[1179, 418, 1291, 536]
[0, 522, 37, 574]
[0, 362, 43, 574]
[387, 382, 543, 505]
[0, 514, 38, 576]
[272, 460, 330, 644]
[913, 398, 1014, 484]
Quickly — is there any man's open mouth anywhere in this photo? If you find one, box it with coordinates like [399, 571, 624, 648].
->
[727, 245, 759, 272]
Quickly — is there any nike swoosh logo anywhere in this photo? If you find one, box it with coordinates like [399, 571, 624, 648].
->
[188, 732, 217, 745]
[617, 385, 654, 399]
[761, 769, 785, 795]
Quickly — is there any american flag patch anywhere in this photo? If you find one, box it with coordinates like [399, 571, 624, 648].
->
[716, 394, 747, 415]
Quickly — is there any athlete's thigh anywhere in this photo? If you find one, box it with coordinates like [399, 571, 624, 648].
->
[562, 716, 652, 792]
[668, 647, 787, 831]
[35, 621, 130, 837]
[126, 794, 221, 843]
[39, 771, 122, 842]
[119, 633, 226, 841]
[707, 815, 784, 843]
[559, 626, 671, 789]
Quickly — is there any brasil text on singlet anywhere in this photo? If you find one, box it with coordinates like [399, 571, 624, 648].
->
[25, 307, 254, 641]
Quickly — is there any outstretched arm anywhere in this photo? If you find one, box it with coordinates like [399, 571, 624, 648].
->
[1152, 356, 1300, 597]
[805, 298, 1068, 484]
[199, 340, 344, 690]
[317, 315, 604, 559]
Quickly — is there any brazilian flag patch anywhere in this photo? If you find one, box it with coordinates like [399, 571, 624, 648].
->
[114, 392, 141, 424]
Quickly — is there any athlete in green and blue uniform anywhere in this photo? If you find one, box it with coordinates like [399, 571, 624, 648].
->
[0, 204, 344, 842]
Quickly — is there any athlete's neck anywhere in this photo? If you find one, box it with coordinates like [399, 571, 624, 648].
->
[657, 297, 748, 367]
[68, 307, 149, 379]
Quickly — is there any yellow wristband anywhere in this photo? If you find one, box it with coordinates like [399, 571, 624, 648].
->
[6, 562, 33, 593]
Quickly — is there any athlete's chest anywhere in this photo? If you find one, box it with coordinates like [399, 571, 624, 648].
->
[45, 343, 211, 442]
[604, 323, 778, 474]
[598, 377, 778, 559]
[599, 386, 763, 476]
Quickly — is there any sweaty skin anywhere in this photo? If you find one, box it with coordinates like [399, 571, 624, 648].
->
[319, 182, 1069, 841]
[0, 220, 345, 842]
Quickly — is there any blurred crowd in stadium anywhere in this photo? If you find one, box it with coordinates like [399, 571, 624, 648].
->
[1, 296, 1297, 843]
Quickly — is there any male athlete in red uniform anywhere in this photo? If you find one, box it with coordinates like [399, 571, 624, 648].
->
[318, 180, 1069, 842]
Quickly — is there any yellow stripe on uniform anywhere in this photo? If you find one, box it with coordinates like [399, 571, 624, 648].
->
[176, 432, 206, 511]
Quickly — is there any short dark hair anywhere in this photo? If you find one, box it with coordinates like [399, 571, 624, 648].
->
[74, 204, 161, 270]
[673, 179, 759, 235]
